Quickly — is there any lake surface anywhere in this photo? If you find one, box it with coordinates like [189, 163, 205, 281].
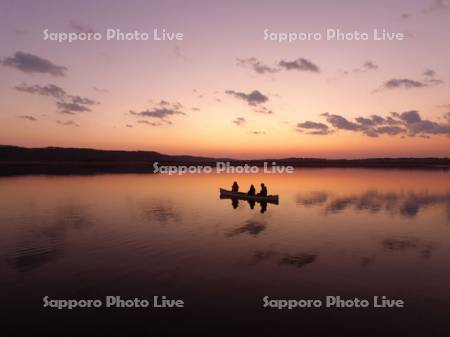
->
[1, 169, 450, 335]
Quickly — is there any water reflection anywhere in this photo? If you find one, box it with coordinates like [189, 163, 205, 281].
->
[382, 237, 436, 258]
[297, 190, 450, 218]
[141, 201, 181, 225]
[7, 246, 64, 273]
[250, 250, 276, 264]
[6, 203, 93, 272]
[225, 220, 267, 237]
[360, 256, 375, 267]
[296, 191, 328, 206]
[248, 250, 318, 269]
[225, 198, 269, 213]
[0, 170, 449, 334]
[278, 253, 317, 268]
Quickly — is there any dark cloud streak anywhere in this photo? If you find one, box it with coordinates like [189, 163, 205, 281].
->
[17, 115, 37, 121]
[225, 89, 268, 106]
[129, 100, 185, 125]
[236, 57, 279, 74]
[2, 51, 67, 76]
[279, 58, 320, 72]
[15, 83, 98, 114]
[297, 110, 449, 138]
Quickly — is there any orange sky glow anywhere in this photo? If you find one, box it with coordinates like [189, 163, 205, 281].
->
[0, 0, 449, 159]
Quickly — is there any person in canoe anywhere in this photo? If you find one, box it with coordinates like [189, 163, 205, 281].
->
[232, 181, 239, 192]
[258, 183, 268, 197]
[247, 184, 256, 196]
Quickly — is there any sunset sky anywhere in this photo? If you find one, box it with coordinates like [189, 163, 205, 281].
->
[0, 0, 449, 158]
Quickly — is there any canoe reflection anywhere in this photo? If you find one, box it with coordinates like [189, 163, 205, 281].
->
[226, 198, 269, 213]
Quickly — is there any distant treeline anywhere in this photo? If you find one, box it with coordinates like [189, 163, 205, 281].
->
[0, 145, 448, 175]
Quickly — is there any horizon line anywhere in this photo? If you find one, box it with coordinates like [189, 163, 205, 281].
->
[1, 144, 449, 161]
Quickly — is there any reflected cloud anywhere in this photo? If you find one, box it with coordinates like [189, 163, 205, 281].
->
[7, 246, 64, 273]
[278, 253, 317, 268]
[296, 190, 450, 218]
[248, 250, 318, 269]
[383, 237, 418, 250]
[296, 192, 328, 206]
[382, 237, 436, 259]
[225, 220, 267, 237]
[360, 256, 375, 267]
[250, 250, 277, 265]
[142, 202, 181, 225]
[32, 204, 94, 240]
[400, 193, 450, 217]
[6, 203, 94, 272]
[325, 196, 358, 212]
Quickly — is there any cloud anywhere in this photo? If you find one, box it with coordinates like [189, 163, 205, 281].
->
[437, 104, 450, 109]
[125, 124, 133, 128]
[401, 13, 410, 19]
[236, 56, 320, 75]
[56, 120, 79, 127]
[14, 29, 29, 36]
[56, 101, 91, 114]
[397, 110, 421, 124]
[340, 61, 379, 76]
[363, 61, 378, 70]
[137, 120, 163, 126]
[56, 96, 97, 114]
[130, 100, 185, 124]
[297, 110, 449, 138]
[424, 69, 436, 77]
[69, 21, 95, 34]
[278, 58, 319, 72]
[296, 121, 331, 135]
[2, 51, 67, 76]
[130, 108, 184, 119]
[173, 45, 190, 62]
[321, 112, 361, 131]
[236, 57, 279, 74]
[15, 83, 66, 98]
[422, 0, 450, 13]
[232, 117, 246, 126]
[17, 115, 37, 121]
[93, 87, 109, 94]
[380, 70, 443, 90]
[395, 110, 450, 136]
[254, 106, 273, 114]
[355, 116, 382, 127]
[423, 68, 444, 85]
[15, 83, 98, 114]
[383, 78, 427, 89]
[70, 95, 98, 106]
[251, 131, 265, 135]
[445, 111, 450, 123]
[152, 99, 183, 109]
[225, 89, 268, 106]
[373, 126, 405, 136]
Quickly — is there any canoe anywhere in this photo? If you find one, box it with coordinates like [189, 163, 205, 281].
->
[219, 188, 279, 204]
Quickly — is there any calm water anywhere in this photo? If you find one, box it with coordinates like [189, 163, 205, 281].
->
[1, 169, 450, 335]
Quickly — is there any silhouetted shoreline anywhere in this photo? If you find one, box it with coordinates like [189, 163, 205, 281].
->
[0, 145, 449, 175]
